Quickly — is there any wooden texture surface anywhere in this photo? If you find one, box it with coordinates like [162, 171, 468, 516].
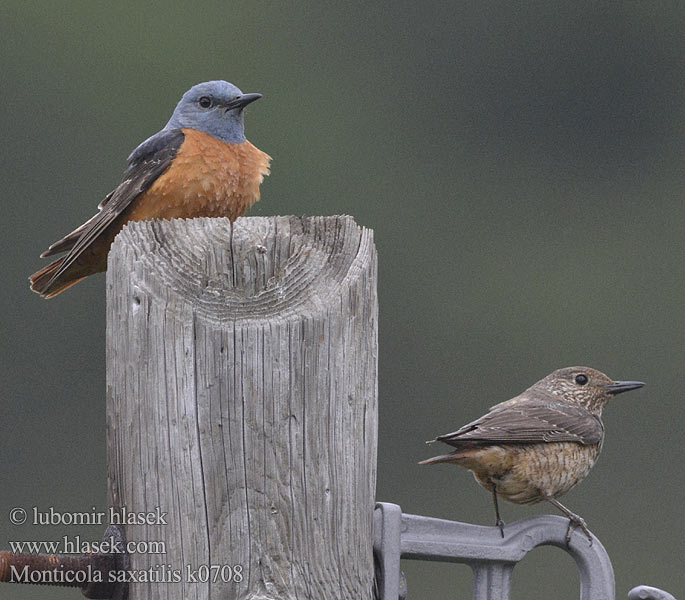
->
[106, 216, 378, 600]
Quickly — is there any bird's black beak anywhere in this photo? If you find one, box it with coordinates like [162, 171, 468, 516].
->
[225, 93, 262, 112]
[603, 380, 645, 395]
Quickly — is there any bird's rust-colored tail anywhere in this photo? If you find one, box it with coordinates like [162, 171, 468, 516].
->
[29, 258, 86, 299]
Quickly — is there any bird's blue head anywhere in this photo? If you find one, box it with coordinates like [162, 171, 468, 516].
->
[164, 80, 262, 144]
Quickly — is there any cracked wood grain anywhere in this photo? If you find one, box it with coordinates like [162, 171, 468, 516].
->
[106, 216, 378, 600]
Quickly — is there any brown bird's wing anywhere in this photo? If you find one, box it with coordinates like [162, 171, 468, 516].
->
[434, 400, 604, 446]
[37, 129, 185, 285]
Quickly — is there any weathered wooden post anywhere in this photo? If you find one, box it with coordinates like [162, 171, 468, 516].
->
[106, 215, 378, 600]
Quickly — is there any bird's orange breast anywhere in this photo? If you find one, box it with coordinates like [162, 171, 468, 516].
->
[127, 128, 271, 223]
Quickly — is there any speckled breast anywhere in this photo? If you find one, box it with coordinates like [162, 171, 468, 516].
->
[472, 442, 602, 505]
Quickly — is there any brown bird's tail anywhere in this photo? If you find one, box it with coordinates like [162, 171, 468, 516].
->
[419, 453, 458, 465]
[29, 258, 86, 299]
[420, 444, 489, 467]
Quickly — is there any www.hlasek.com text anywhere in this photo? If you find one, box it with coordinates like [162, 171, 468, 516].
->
[9, 535, 165, 555]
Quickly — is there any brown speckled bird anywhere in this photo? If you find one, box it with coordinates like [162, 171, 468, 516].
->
[420, 366, 644, 543]
[29, 80, 270, 298]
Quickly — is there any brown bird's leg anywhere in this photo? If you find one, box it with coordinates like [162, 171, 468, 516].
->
[545, 497, 592, 546]
[491, 484, 505, 537]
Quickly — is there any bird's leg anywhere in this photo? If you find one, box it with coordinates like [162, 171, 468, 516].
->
[491, 484, 505, 537]
[545, 497, 592, 546]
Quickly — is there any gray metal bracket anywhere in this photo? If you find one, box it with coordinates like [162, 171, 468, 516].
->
[628, 587, 676, 600]
[373, 502, 676, 600]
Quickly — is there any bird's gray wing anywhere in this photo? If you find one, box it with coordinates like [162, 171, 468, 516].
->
[40, 128, 185, 279]
[434, 400, 604, 446]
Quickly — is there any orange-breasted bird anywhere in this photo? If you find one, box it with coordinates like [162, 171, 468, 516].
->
[29, 80, 270, 298]
[420, 367, 645, 543]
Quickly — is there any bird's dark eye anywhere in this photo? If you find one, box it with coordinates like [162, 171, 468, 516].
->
[199, 96, 212, 108]
[575, 374, 589, 386]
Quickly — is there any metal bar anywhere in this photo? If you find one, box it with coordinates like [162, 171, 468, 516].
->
[373, 503, 402, 600]
[471, 562, 514, 600]
[374, 502, 619, 600]
[628, 586, 677, 600]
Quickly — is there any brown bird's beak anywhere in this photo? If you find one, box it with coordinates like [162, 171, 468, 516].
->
[603, 380, 645, 395]
[225, 93, 262, 111]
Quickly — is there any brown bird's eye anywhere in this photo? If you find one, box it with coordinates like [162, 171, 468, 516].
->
[575, 374, 589, 386]
[199, 96, 212, 108]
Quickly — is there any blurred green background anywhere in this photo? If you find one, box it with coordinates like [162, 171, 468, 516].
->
[1, 2, 683, 598]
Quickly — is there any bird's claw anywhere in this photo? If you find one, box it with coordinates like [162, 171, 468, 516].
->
[565, 515, 592, 546]
[495, 519, 505, 538]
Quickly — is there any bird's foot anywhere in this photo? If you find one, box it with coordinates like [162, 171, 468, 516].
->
[496, 518, 505, 538]
[565, 515, 592, 547]
[545, 497, 593, 547]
